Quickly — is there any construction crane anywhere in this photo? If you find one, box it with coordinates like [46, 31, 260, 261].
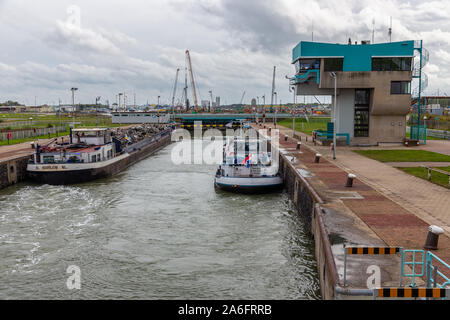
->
[240, 91, 246, 105]
[182, 67, 189, 111]
[185, 50, 198, 108]
[171, 68, 180, 114]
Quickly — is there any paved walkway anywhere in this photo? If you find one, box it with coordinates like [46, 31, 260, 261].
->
[0, 137, 67, 162]
[417, 140, 450, 156]
[262, 123, 450, 281]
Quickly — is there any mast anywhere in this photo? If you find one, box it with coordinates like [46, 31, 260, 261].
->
[185, 50, 198, 108]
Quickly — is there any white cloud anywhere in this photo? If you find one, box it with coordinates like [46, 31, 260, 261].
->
[0, 0, 449, 105]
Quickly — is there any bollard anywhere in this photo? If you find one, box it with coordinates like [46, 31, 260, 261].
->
[345, 174, 356, 187]
[314, 153, 321, 163]
[284, 135, 288, 141]
[306, 136, 308, 142]
[314, 139, 317, 146]
[269, 127, 271, 132]
[297, 142, 301, 150]
[424, 226, 445, 250]
[300, 136, 302, 142]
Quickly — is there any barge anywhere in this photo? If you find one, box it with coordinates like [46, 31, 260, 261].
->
[27, 126, 172, 185]
[214, 137, 283, 194]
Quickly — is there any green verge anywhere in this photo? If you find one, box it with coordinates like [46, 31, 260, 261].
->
[353, 150, 450, 162]
[0, 129, 70, 146]
[278, 118, 329, 136]
[397, 166, 450, 189]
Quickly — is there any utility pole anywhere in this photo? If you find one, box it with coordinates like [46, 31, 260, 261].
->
[330, 72, 337, 160]
[262, 94, 266, 124]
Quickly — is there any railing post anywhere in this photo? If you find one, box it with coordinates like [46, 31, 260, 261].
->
[400, 248, 404, 287]
[343, 244, 347, 287]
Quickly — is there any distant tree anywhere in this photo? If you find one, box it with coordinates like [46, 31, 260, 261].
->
[0, 100, 24, 106]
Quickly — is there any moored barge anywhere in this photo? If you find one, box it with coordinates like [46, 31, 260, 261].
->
[27, 125, 172, 185]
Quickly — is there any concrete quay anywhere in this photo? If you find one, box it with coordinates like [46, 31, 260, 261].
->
[257, 123, 450, 299]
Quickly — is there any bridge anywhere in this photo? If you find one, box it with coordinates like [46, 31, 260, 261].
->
[172, 113, 295, 124]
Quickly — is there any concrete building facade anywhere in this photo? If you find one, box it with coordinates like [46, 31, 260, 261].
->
[291, 40, 416, 145]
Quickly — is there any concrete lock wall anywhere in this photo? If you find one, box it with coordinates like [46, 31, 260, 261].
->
[0, 155, 32, 190]
[278, 153, 338, 300]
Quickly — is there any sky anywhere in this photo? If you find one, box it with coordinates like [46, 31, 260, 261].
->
[0, 0, 449, 106]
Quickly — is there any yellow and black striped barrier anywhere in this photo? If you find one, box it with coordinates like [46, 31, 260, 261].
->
[346, 247, 401, 255]
[179, 124, 235, 128]
[375, 288, 448, 299]
[344, 246, 404, 287]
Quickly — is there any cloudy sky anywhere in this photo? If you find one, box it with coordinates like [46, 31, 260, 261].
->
[0, 0, 449, 106]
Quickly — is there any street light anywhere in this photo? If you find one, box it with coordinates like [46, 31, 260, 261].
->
[71, 88, 78, 129]
[118, 93, 123, 113]
[329, 72, 337, 160]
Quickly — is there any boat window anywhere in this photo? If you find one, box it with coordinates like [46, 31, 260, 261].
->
[92, 155, 97, 163]
[97, 154, 101, 161]
[43, 156, 55, 164]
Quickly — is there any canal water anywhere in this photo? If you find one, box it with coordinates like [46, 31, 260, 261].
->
[0, 141, 320, 299]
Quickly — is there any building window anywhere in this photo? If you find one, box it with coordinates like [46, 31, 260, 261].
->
[324, 58, 343, 72]
[295, 59, 320, 74]
[391, 81, 411, 94]
[372, 57, 412, 71]
[354, 89, 370, 137]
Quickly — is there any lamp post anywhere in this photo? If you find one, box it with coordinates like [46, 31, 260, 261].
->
[71, 88, 78, 129]
[118, 93, 123, 113]
[330, 72, 337, 160]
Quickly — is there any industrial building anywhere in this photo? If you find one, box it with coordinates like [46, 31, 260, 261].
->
[291, 40, 417, 145]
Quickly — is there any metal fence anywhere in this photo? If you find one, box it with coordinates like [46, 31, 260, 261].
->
[426, 128, 450, 140]
[0, 125, 67, 141]
[0, 120, 37, 129]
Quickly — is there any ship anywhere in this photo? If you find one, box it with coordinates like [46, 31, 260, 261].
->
[27, 125, 172, 185]
[214, 136, 283, 193]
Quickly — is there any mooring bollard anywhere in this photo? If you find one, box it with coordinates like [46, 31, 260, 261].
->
[306, 136, 308, 142]
[284, 135, 288, 141]
[345, 174, 356, 187]
[424, 225, 445, 250]
[269, 127, 271, 132]
[297, 142, 301, 150]
[314, 153, 321, 163]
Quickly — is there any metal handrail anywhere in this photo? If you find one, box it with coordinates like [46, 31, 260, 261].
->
[401, 250, 426, 287]
[427, 251, 450, 289]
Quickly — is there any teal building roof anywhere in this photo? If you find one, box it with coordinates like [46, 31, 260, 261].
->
[292, 41, 415, 72]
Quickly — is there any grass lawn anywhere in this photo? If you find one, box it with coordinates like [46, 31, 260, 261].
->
[278, 117, 330, 136]
[354, 150, 450, 162]
[398, 166, 450, 189]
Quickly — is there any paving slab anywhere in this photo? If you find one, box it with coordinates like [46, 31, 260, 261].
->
[259, 123, 450, 287]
